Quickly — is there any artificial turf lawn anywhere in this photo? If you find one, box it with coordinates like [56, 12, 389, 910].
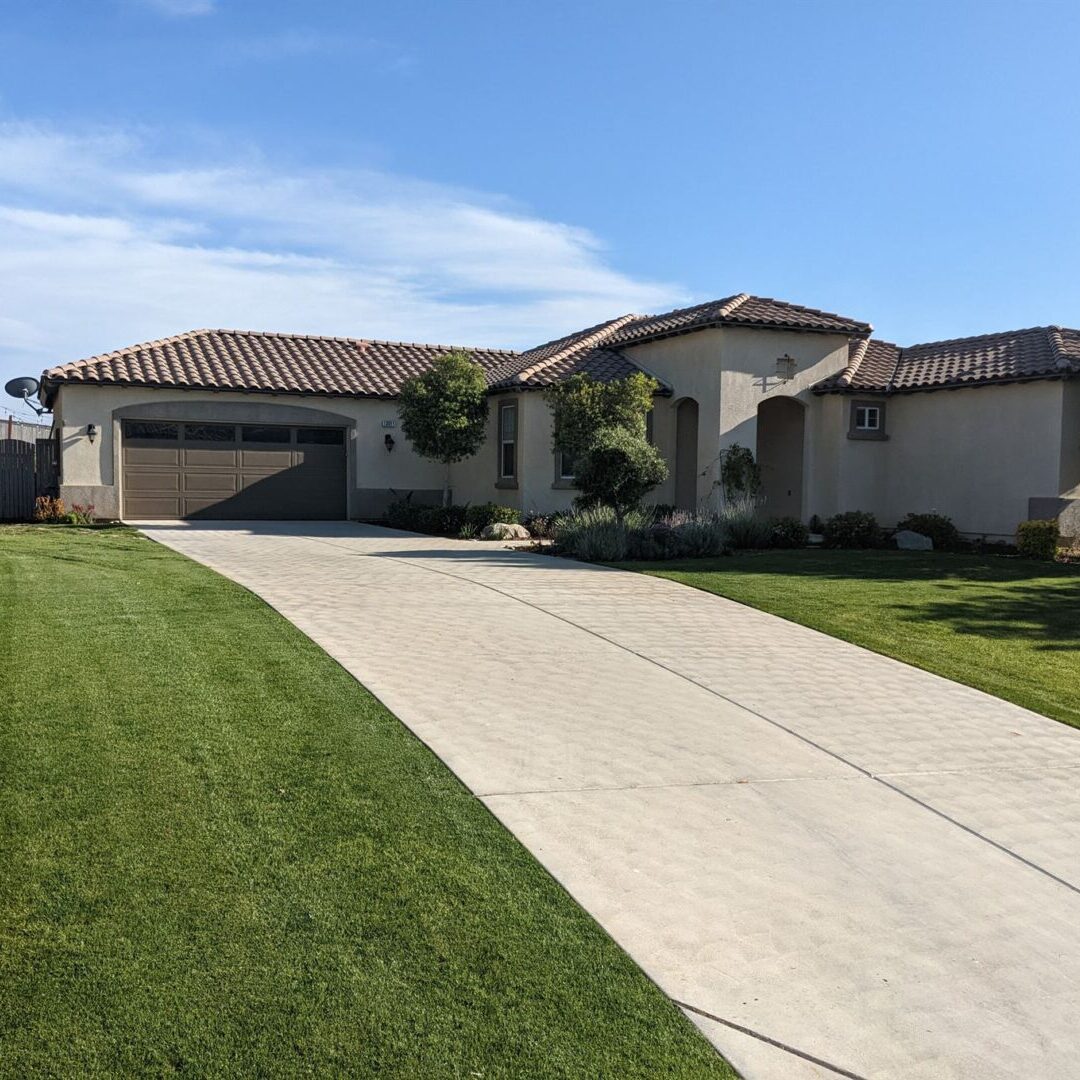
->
[622, 548, 1080, 730]
[0, 526, 735, 1079]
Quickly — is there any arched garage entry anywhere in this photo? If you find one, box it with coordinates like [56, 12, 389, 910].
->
[756, 396, 805, 519]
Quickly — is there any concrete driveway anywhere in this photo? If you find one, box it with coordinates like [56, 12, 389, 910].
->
[139, 521, 1080, 1080]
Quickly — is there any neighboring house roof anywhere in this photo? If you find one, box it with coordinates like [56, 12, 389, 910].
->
[40, 329, 518, 404]
[815, 325, 1080, 395]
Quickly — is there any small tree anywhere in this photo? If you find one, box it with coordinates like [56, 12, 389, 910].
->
[545, 372, 667, 520]
[574, 425, 668, 521]
[717, 443, 761, 504]
[398, 351, 489, 507]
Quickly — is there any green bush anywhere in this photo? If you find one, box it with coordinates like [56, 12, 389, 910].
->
[1017, 519, 1059, 560]
[770, 516, 809, 548]
[823, 511, 883, 549]
[464, 502, 521, 531]
[627, 510, 729, 560]
[554, 505, 646, 561]
[718, 495, 773, 549]
[896, 512, 961, 551]
[522, 511, 565, 540]
[384, 499, 466, 536]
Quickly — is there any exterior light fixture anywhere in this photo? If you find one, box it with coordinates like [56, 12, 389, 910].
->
[776, 354, 797, 381]
[384, 433, 395, 452]
[87, 423, 97, 444]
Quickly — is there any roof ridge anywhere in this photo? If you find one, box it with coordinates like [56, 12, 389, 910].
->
[213, 328, 520, 356]
[836, 337, 869, 388]
[905, 325, 1051, 351]
[716, 292, 751, 318]
[509, 313, 640, 385]
[1047, 326, 1072, 371]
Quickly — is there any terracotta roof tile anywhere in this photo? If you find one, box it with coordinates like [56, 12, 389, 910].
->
[815, 326, 1080, 395]
[609, 293, 872, 344]
[42, 329, 517, 403]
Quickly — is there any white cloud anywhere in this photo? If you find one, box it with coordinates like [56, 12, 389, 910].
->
[0, 123, 685, 387]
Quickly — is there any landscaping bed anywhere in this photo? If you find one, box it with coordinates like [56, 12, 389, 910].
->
[0, 525, 733, 1079]
[621, 549, 1080, 730]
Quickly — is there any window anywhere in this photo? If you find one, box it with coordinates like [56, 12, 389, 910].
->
[184, 423, 234, 441]
[645, 408, 654, 445]
[557, 447, 577, 481]
[848, 400, 887, 440]
[123, 420, 178, 440]
[297, 427, 344, 445]
[499, 402, 517, 479]
[854, 405, 880, 431]
[241, 425, 291, 443]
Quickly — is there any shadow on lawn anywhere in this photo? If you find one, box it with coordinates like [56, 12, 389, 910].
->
[648, 550, 1080, 651]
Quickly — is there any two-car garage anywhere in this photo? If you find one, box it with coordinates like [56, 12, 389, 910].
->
[121, 419, 347, 520]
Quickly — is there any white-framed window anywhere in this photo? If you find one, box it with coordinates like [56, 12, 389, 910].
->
[499, 401, 517, 479]
[849, 400, 887, 439]
[854, 404, 881, 431]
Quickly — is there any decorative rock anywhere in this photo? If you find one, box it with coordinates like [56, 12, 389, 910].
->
[895, 529, 933, 551]
[481, 522, 531, 540]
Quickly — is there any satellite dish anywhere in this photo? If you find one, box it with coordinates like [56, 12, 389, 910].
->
[5, 376, 40, 400]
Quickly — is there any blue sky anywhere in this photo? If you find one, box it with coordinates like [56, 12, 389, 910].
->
[2, 0, 1079, 408]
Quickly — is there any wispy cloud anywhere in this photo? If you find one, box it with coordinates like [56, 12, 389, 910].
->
[226, 30, 413, 70]
[0, 123, 684, 384]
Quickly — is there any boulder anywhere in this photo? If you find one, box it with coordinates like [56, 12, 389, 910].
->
[481, 522, 531, 540]
[895, 529, 933, 551]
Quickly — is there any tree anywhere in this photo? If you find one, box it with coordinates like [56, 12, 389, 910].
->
[545, 372, 667, 520]
[573, 425, 668, 520]
[398, 351, 489, 507]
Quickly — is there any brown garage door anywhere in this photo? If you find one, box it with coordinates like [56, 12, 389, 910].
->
[122, 420, 347, 520]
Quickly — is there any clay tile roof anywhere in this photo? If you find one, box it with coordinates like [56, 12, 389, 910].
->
[485, 314, 670, 392]
[814, 325, 1080, 395]
[41, 329, 518, 403]
[608, 293, 871, 345]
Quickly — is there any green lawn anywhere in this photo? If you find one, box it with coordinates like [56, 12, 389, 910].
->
[0, 526, 734, 1079]
[622, 549, 1080, 730]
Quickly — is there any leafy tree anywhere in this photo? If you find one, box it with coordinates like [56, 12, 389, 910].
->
[545, 372, 667, 520]
[398, 351, 489, 507]
[573, 425, 668, 521]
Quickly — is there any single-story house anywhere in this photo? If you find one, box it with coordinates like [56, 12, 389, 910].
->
[40, 292, 1080, 539]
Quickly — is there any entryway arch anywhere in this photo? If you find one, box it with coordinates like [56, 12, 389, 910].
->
[674, 397, 699, 511]
[756, 396, 805, 519]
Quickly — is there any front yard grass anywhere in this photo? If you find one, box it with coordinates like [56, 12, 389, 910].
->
[622, 549, 1080, 730]
[0, 526, 734, 1079]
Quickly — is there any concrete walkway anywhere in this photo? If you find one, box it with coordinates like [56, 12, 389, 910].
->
[139, 521, 1080, 1080]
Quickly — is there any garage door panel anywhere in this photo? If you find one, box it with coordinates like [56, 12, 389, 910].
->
[125, 495, 183, 518]
[183, 471, 239, 494]
[122, 420, 345, 520]
[125, 470, 181, 492]
[183, 448, 238, 467]
[240, 449, 293, 470]
[124, 447, 180, 466]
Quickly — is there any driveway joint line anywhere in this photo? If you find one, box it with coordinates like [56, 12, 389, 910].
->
[361, 545, 1080, 899]
[477, 774, 869, 798]
[675, 1000, 870, 1080]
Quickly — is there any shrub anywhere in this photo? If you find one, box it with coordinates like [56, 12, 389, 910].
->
[384, 498, 466, 536]
[573, 425, 667, 520]
[70, 503, 95, 525]
[1017, 519, 1059, 560]
[896, 512, 961, 551]
[667, 513, 729, 558]
[522, 511, 564, 540]
[555, 505, 634, 561]
[458, 521, 479, 540]
[823, 510, 883, 549]
[770, 516, 809, 548]
[32, 496, 66, 523]
[464, 502, 520, 531]
[718, 495, 773, 549]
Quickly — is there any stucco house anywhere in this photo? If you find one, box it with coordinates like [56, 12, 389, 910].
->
[40, 292, 1080, 540]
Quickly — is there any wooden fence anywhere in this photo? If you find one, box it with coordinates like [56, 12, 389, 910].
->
[0, 437, 59, 521]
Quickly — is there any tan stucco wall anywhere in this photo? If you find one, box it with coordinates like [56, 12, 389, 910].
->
[53, 384, 447, 519]
[813, 381, 1068, 538]
[623, 326, 851, 511]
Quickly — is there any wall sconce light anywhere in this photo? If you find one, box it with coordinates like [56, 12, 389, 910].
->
[87, 423, 97, 444]
[384, 433, 395, 452]
[775, 354, 797, 381]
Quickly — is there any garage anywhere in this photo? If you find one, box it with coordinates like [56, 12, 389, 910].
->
[122, 419, 347, 520]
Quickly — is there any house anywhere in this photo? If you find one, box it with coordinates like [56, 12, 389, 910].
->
[39, 293, 1080, 540]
